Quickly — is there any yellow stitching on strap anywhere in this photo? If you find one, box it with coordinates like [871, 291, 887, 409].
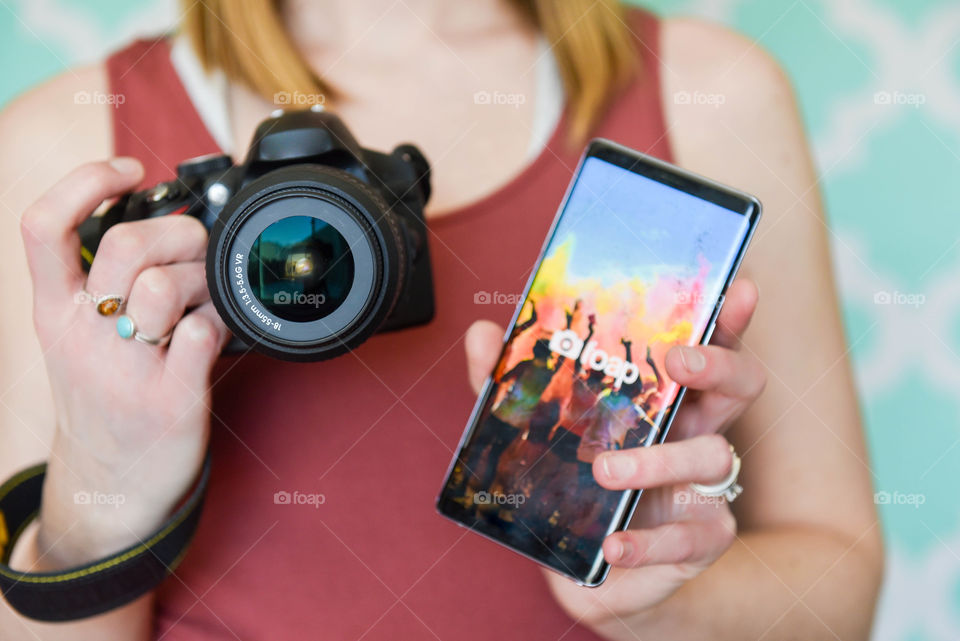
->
[0, 511, 8, 555]
[0, 465, 45, 504]
[0, 462, 204, 583]
[0, 494, 199, 583]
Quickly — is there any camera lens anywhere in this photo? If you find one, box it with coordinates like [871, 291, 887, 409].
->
[206, 165, 407, 361]
[248, 216, 354, 323]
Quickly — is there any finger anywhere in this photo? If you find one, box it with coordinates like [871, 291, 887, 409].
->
[603, 511, 736, 568]
[123, 263, 210, 340]
[669, 384, 763, 438]
[594, 434, 733, 490]
[465, 320, 505, 394]
[709, 278, 758, 349]
[85, 215, 208, 300]
[664, 343, 766, 401]
[20, 158, 144, 306]
[165, 302, 230, 389]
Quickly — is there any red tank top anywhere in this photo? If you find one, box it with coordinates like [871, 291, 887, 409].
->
[107, 12, 671, 639]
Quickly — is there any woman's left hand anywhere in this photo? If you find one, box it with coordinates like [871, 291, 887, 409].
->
[465, 278, 766, 634]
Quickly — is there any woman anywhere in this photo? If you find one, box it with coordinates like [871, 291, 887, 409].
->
[0, 0, 882, 638]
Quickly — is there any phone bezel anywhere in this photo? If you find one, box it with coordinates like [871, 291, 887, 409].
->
[436, 138, 761, 586]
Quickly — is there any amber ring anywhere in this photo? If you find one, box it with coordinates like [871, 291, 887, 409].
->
[94, 294, 125, 316]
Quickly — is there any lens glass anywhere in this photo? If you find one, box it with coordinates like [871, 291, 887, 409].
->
[249, 215, 354, 322]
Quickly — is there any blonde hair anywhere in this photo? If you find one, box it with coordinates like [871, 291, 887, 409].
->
[181, 0, 637, 143]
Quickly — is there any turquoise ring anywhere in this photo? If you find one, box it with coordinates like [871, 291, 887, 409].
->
[116, 314, 171, 347]
[116, 315, 136, 339]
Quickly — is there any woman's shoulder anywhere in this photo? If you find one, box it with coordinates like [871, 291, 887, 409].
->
[659, 16, 792, 111]
[656, 17, 802, 184]
[0, 63, 114, 206]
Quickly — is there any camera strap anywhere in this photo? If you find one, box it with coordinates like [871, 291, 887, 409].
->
[0, 452, 210, 621]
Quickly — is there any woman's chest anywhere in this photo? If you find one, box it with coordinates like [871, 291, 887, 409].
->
[226, 61, 545, 215]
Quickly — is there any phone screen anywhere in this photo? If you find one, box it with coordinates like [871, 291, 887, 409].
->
[438, 143, 758, 584]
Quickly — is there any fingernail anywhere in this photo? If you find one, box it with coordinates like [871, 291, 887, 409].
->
[608, 539, 624, 561]
[602, 454, 635, 481]
[608, 539, 632, 562]
[679, 346, 706, 373]
[109, 157, 141, 175]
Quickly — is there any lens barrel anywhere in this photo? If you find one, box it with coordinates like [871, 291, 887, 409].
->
[207, 165, 407, 361]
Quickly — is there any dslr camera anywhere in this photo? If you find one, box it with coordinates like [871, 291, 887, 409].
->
[79, 107, 434, 361]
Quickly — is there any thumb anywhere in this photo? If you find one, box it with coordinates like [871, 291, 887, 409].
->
[465, 320, 504, 394]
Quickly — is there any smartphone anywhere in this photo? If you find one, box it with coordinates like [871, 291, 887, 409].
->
[436, 140, 761, 586]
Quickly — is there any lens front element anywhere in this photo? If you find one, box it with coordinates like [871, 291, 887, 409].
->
[249, 215, 354, 322]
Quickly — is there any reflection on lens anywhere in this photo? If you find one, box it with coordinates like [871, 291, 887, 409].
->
[249, 215, 354, 322]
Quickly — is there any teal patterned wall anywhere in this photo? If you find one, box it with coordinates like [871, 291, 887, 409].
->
[1, 0, 957, 638]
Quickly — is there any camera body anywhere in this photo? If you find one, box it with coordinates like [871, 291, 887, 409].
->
[79, 108, 434, 361]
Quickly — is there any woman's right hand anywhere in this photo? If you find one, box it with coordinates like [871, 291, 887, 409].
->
[19, 158, 229, 568]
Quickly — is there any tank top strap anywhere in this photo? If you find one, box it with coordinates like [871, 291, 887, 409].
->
[106, 37, 221, 188]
